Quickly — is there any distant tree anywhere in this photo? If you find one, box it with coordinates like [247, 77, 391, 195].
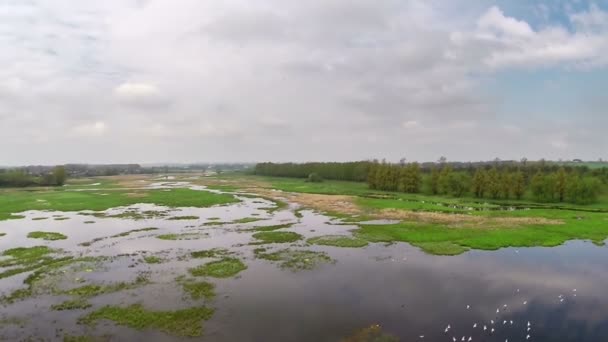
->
[429, 167, 440, 195]
[487, 167, 501, 199]
[306, 172, 323, 183]
[555, 167, 567, 202]
[512, 171, 526, 200]
[52, 166, 67, 186]
[448, 172, 470, 197]
[438, 166, 453, 195]
[471, 169, 487, 198]
[500, 172, 512, 199]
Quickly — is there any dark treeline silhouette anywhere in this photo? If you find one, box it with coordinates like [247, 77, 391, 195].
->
[254, 160, 606, 204]
[0, 166, 66, 188]
[254, 162, 371, 182]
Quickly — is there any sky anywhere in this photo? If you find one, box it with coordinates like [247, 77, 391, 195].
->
[1, 0, 608, 165]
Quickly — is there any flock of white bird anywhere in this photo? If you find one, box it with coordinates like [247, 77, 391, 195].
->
[416, 287, 578, 341]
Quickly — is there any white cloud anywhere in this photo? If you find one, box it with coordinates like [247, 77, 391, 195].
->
[0, 1, 607, 164]
[71, 121, 107, 137]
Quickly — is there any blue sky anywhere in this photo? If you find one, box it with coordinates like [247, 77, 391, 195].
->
[0, 0, 607, 164]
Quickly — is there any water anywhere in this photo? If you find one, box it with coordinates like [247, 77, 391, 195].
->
[0, 186, 607, 341]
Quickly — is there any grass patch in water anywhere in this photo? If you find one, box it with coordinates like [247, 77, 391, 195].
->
[157, 232, 208, 241]
[250, 223, 294, 232]
[80, 227, 159, 247]
[143, 256, 163, 264]
[27, 231, 68, 241]
[307, 235, 368, 248]
[32, 217, 48, 221]
[201, 221, 231, 226]
[78, 304, 214, 337]
[233, 217, 264, 224]
[84, 221, 95, 224]
[0, 232, 5, 237]
[254, 248, 334, 271]
[64, 274, 149, 298]
[51, 299, 92, 311]
[167, 216, 199, 220]
[54, 217, 70, 221]
[190, 248, 232, 259]
[0, 188, 238, 221]
[252, 231, 302, 244]
[111, 227, 159, 238]
[189, 258, 247, 278]
[180, 280, 216, 300]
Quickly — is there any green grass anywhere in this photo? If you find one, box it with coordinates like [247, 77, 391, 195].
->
[254, 248, 335, 271]
[143, 256, 163, 264]
[79, 304, 214, 337]
[0, 232, 5, 237]
[51, 299, 92, 311]
[180, 280, 215, 300]
[167, 215, 199, 220]
[80, 227, 159, 247]
[307, 235, 369, 248]
[157, 232, 208, 240]
[0, 187, 239, 221]
[232, 217, 265, 224]
[189, 258, 247, 278]
[190, 248, 232, 259]
[252, 231, 302, 243]
[250, 223, 295, 231]
[27, 231, 68, 241]
[64, 275, 149, 298]
[355, 216, 608, 255]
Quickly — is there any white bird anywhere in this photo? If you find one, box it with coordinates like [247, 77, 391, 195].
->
[483, 325, 487, 331]
[419, 335, 424, 339]
[491, 328, 495, 333]
[467, 305, 470, 309]
[573, 288, 577, 292]
[453, 338, 456, 342]
[527, 321, 531, 327]
[468, 337, 472, 342]
[503, 304, 508, 308]
[496, 308, 500, 313]
[503, 320, 507, 325]
[526, 334, 530, 339]
[491, 320, 494, 325]
[510, 320, 513, 325]
[473, 323, 477, 328]
[560, 298, 564, 302]
[523, 301, 528, 305]
[461, 336, 465, 341]
[527, 327, 531, 332]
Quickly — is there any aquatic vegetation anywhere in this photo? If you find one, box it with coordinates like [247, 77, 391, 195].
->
[79, 228, 159, 247]
[233, 217, 264, 224]
[54, 217, 70, 221]
[250, 223, 295, 231]
[32, 217, 48, 221]
[307, 235, 368, 248]
[180, 280, 216, 300]
[143, 256, 163, 264]
[27, 231, 68, 241]
[51, 299, 92, 311]
[254, 248, 334, 271]
[252, 231, 302, 243]
[64, 275, 149, 298]
[79, 304, 215, 337]
[111, 227, 159, 238]
[84, 221, 95, 224]
[167, 215, 199, 220]
[157, 232, 208, 240]
[0, 188, 238, 221]
[0, 232, 5, 237]
[189, 258, 247, 278]
[190, 248, 232, 259]
[201, 221, 231, 226]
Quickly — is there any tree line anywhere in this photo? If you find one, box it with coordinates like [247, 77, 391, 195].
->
[254, 162, 371, 182]
[0, 166, 67, 188]
[254, 161, 605, 204]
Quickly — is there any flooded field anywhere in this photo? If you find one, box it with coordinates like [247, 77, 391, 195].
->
[1, 182, 607, 341]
